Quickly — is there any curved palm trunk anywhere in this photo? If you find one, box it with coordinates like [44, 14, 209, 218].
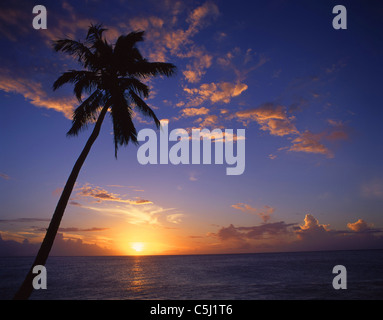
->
[13, 105, 109, 300]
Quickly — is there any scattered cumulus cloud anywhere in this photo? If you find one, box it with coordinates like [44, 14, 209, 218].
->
[288, 131, 333, 158]
[184, 81, 248, 107]
[230, 102, 348, 158]
[234, 103, 298, 136]
[208, 213, 383, 253]
[347, 219, 370, 232]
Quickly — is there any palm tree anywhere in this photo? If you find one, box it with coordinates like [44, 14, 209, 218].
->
[13, 24, 176, 300]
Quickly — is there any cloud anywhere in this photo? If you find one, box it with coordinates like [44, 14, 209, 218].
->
[166, 213, 185, 224]
[0, 4, 30, 42]
[59, 227, 109, 232]
[231, 103, 347, 158]
[129, 16, 164, 31]
[0, 2, 95, 120]
[232, 203, 275, 222]
[83, 202, 174, 226]
[325, 60, 347, 74]
[0, 71, 76, 119]
[196, 115, 219, 128]
[288, 131, 333, 158]
[0, 1, 93, 45]
[0, 232, 117, 256]
[0, 218, 51, 224]
[31, 226, 109, 233]
[209, 214, 383, 253]
[325, 119, 349, 141]
[234, 103, 298, 136]
[236, 222, 296, 239]
[186, 1, 219, 34]
[0, 173, 10, 180]
[76, 183, 153, 205]
[184, 81, 248, 106]
[291, 214, 383, 251]
[69, 201, 82, 207]
[214, 221, 296, 242]
[294, 214, 331, 240]
[182, 48, 213, 83]
[215, 224, 243, 241]
[125, 2, 218, 82]
[347, 219, 369, 232]
[181, 107, 210, 117]
[73, 183, 179, 227]
[347, 219, 380, 233]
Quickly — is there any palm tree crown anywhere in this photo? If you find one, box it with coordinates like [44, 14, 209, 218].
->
[53, 24, 176, 156]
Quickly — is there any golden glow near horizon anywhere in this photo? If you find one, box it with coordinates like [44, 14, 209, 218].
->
[131, 242, 145, 253]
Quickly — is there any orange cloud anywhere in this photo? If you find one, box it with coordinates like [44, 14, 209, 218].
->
[288, 131, 333, 158]
[186, 1, 219, 35]
[0, 71, 75, 119]
[235, 103, 298, 136]
[197, 115, 219, 128]
[127, 2, 217, 78]
[299, 214, 330, 232]
[181, 107, 210, 117]
[129, 16, 164, 31]
[184, 81, 248, 106]
[182, 50, 213, 83]
[347, 219, 373, 232]
[232, 103, 344, 158]
[161, 1, 218, 54]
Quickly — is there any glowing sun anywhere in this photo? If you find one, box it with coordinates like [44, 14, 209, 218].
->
[131, 242, 145, 253]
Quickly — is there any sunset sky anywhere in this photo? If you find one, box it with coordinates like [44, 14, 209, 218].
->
[1, 0, 383, 256]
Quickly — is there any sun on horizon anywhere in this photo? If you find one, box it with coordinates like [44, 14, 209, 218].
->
[131, 242, 145, 254]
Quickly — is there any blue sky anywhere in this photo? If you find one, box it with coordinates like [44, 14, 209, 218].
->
[1, 0, 383, 255]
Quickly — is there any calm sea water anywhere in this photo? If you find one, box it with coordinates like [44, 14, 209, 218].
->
[1, 250, 382, 300]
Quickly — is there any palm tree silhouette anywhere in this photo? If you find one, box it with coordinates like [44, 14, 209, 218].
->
[13, 24, 176, 300]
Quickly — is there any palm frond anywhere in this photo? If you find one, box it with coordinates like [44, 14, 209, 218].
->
[129, 90, 160, 128]
[73, 74, 99, 101]
[119, 78, 149, 98]
[86, 23, 107, 43]
[52, 39, 94, 68]
[129, 61, 177, 78]
[53, 70, 98, 101]
[114, 31, 145, 59]
[67, 90, 104, 136]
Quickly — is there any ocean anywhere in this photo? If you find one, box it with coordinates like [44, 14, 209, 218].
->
[1, 249, 382, 300]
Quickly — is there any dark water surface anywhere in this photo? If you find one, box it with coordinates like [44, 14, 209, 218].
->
[1, 249, 382, 300]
